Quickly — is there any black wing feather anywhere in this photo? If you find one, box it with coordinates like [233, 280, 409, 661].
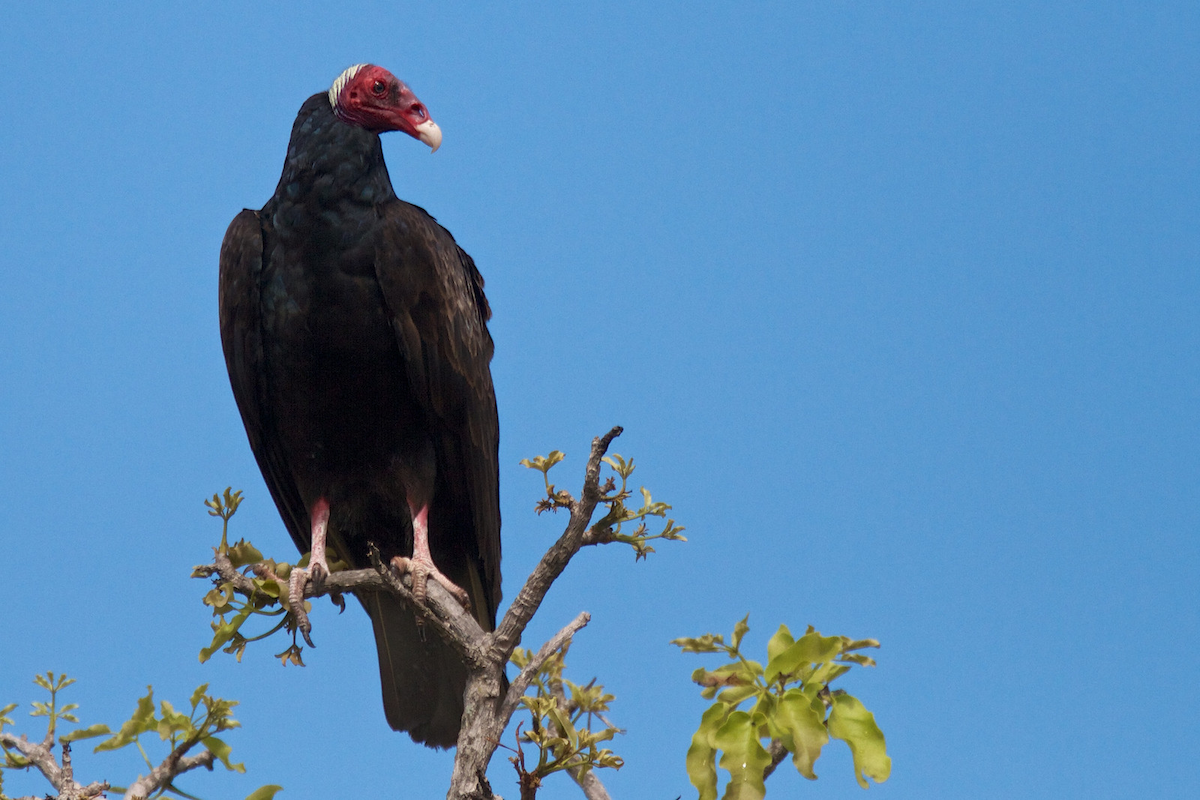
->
[218, 209, 309, 550]
[373, 200, 502, 627]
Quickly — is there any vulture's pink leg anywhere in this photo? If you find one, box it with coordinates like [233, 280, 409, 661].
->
[288, 497, 331, 646]
[307, 497, 331, 582]
[391, 504, 470, 610]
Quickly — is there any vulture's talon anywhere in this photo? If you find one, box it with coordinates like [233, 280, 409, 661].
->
[288, 565, 317, 647]
[309, 559, 329, 592]
[390, 555, 472, 612]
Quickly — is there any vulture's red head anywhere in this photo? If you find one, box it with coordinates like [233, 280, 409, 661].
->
[328, 64, 442, 152]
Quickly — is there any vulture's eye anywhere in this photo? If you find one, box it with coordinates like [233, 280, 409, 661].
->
[372, 80, 386, 95]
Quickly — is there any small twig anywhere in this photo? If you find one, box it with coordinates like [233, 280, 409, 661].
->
[123, 743, 216, 800]
[762, 738, 788, 780]
[500, 612, 591, 723]
[196, 547, 492, 669]
[61, 740, 75, 786]
[492, 427, 622, 660]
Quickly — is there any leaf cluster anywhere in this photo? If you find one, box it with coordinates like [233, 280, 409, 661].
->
[204, 487, 244, 551]
[520, 451, 571, 512]
[0, 673, 278, 800]
[195, 489, 343, 666]
[673, 617, 890, 799]
[508, 644, 624, 792]
[521, 451, 686, 560]
[96, 684, 246, 783]
[196, 543, 309, 666]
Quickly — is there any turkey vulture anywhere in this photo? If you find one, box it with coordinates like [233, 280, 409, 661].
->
[218, 64, 500, 748]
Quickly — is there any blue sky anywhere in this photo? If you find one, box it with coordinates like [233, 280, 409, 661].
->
[1, 2, 1197, 798]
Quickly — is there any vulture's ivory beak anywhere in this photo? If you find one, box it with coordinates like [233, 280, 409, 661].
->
[416, 120, 442, 153]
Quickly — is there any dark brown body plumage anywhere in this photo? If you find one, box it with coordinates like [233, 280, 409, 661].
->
[218, 94, 500, 747]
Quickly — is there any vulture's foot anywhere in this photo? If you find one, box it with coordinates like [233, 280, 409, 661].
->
[285, 497, 333, 647]
[389, 554, 471, 612]
[287, 563, 322, 648]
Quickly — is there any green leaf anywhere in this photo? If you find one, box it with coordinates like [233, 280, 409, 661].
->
[60, 724, 111, 744]
[252, 577, 283, 599]
[509, 647, 533, 669]
[732, 615, 750, 651]
[685, 703, 729, 800]
[601, 453, 634, 478]
[749, 692, 778, 723]
[157, 700, 193, 740]
[96, 688, 158, 752]
[838, 652, 877, 667]
[547, 705, 578, 754]
[772, 689, 829, 780]
[189, 685, 210, 711]
[828, 694, 891, 788]
[691, 661, 758, 701]
[670, 633, 726, 654]
[766, 625, 795, 664]
[716, 684, 761, 707]
[843, 638, 881, 652]
[823, 664, 852, 684]
[245, 786, 284, 800]
[203, 584, 235, 612]
[713, 710, 770, 800]
[228, 540, 264, 568]
[200, 604, 255, 663]
[764, 630, 843, 683]
[520, 450, 565, 473]
[203, 736, 246, 773]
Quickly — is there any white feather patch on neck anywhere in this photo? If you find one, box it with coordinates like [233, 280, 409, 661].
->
[328, 64, 369, 111]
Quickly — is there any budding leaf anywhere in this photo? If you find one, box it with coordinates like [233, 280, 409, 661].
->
[732, 615, 750, 651]
[228, 540, 265, 567]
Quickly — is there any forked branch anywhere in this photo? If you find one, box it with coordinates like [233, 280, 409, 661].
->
[194, 427, 631, 800]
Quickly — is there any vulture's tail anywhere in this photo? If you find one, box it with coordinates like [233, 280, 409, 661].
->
[365, 592, 468, 748]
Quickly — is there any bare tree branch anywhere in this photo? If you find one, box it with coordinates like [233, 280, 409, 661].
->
[123, 745, 216, 800]
[0, 732, 64, 791]
[571, 768, 613, 800]
[492, 427, 623, 659]
[367, 545, 492, 670]
[499, 612, 591, 724]
[1, 723, 222, 800]
[762, 738, 788, 780]
[0, 737, 110, 799]
[448, 428, 623, 800]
